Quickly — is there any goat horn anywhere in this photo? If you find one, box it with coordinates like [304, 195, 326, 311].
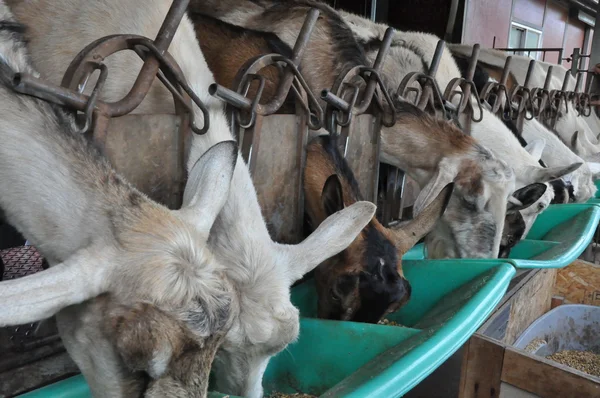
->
[390, 183, 454, 255]
[508, 196, 523, 206]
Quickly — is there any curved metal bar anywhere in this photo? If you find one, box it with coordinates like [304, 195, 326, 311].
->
[397, 39, 448, 119]
[62, 0, 190, 116]
[508, 60, 536, 126]
[211, 52, 324, 128]
[323, 63, 397, 133]
[75, 63, 109, 134]
[480, 56, 513, 118]
[443, 44, 484, 123]
[214, 8, 320, 119]
[531, 65, 553, 118]
[61, 34, 209, 134]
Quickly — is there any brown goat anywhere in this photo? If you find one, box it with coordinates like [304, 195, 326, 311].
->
[190, 12, 290, 108]
[304, 134, 453, 322]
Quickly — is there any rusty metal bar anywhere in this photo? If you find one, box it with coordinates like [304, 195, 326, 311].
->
[256, 8, 320, 116]
[322, 28, 396, 134]
[93, 0, 189, 116]
[210, 9, 322, 126]
[321, 89, 350, 113]
[443, 43, 484, 124]
[511, 59, 537, 132]
[480, 56, 513, 118]
[417, 40, 446, 112]
[209, 84, 253, 110]
[493, 47, 566, 63]
[11, 74, 95, 110]
[355, 27, 395, 115]
[11, 0, 211, 135]
[396, 39, 449, 119]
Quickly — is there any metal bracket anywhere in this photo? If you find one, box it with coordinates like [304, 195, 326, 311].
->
[443, 43, 484, 123]
[396, 40, 448, 120]
[480, 56, 513, 120]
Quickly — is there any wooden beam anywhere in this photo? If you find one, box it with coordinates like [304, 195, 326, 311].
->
[458, 334, 505, 398]
[502, 347, 600, 397]
[478, 268, 555, 344]
[503, 268, 556, 344]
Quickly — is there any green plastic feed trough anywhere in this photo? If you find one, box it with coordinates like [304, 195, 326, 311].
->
[18, 261, 515, 398]
[404, 203, 600, 269]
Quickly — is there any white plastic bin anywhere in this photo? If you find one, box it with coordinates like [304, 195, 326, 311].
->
[513, 304, 600, 357]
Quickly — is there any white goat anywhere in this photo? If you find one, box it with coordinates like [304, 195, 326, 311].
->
[0, 4, 244, 396]
[6, 1, 376, 397]
[448, 46, 598, 199]
[450, 45, 600, 157]
[521, 118, 597, 201]
[328, 11, 584, 253]
[189, 0, 526, 259]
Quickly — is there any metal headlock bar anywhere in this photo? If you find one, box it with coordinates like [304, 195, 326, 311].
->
[9, 0, 211, 210]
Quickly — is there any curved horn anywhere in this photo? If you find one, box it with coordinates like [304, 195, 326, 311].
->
[390, 183, 454, 258]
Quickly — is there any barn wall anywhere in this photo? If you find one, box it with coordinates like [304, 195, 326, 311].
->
[513, 0, 546, 28]
[462, 0, 513, 48]
[542, 1, 568, 64]
[462, 0, 590, 66]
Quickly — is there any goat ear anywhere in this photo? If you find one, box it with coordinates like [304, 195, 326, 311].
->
[524, 139, 546, 162]
[413, 163, 456, 216]
[521, 162, 582, 184]
[391, 183, 454, 253]
[322, 175, 345, 216]
[180, 141, 237, 235]
[0, 248, 107, 326]
[507, 183, 547, 212]
[278, 201, 376, 284]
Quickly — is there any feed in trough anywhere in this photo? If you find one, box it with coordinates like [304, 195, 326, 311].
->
[378, 318, 405, 327]
[546, 350, 600, 377]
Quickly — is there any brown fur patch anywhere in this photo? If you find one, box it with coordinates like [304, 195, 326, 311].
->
[455, 158, 484, 195]
[190, 13, 283, 106]
[483, 65, 518, 93]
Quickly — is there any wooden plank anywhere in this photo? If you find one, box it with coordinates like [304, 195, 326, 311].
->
[477, 269, 537, 339]
[251, 115, 306, 244]
[458, 334, 505, 398]
[104, 114, 183, 209]
[503, 268, 556, 345]
[501, 346, 600, 397]
[343, 114, 380, 203]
